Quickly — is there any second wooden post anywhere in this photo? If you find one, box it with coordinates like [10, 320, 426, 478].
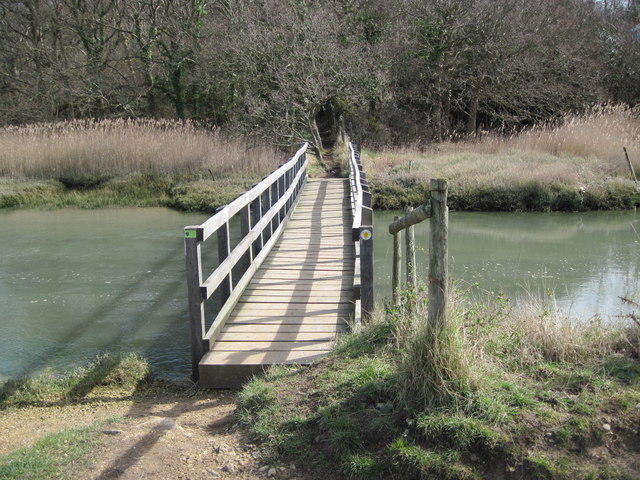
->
[427, 179, 448, 327]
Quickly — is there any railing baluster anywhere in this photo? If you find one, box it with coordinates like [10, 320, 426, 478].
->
[218, 222, 232, 302]
[271, 183, 279, 231]
[251, 196, 263, 256]
[240, 205, 251, 268]
[262, 187, 271, 243]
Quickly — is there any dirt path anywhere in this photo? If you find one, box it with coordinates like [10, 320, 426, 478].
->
[1, 390, 313, 480]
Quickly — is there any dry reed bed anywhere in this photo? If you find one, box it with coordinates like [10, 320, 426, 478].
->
[0, 119, 281, 179]
[366, 106, 640, 210]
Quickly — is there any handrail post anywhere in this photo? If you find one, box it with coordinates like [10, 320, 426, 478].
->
[360, 211, 374, 321]
[428, 179, 448, 327]
[360, 167, 374, 321]
[218, 222, 232, 302]
[240, 205, 251, 268]
[251, 196, 263, 256]
[262, 187, 271, 242]
[184, 226, 205, 381]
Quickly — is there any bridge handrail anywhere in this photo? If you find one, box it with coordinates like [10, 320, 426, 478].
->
[184, 143, 308, 380]
[348, 142, 374, 321]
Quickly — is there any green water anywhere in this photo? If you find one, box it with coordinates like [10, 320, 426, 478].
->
[373, 210, 640, 320]
[0, 208, 207, 380]
[1, 208, 638, 380]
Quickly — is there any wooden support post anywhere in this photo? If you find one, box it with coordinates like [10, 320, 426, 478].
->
[271, 183, 279, 231]
[218, 222, 232, 302]
[392, 215, 401, 306]
[240, 205, 251, 269]
[405, 206, 417, 289]
[262, 188, 271, 242]
[428, 179, 448, 327]
[251, 196, 263, 256]
[184, 227, 206, 381]
[360, 205, 374, 321]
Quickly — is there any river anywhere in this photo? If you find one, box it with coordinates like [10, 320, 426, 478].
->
[0, 208, 638, 380]
[373, 210, 640, 321]
[0, 208, 207, 380]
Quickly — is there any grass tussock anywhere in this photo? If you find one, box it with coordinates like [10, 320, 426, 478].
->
[0, 353, 151, 408]
[0, 119, 283, 212]
[237, 287, 640, 479]
[367, 106, 640, 211]
[391, 288, 474, 411]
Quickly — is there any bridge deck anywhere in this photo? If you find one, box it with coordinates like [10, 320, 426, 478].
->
[199, 178, 355, 387]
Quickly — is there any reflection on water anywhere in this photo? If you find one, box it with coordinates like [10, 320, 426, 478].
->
[0, 208, 207, 380]
[373, 210, 640, 320]
[1, 208, 638, 380]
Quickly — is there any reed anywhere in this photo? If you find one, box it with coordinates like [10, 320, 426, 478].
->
[367, 105, 640, 211]
[0, 119, 281, 180]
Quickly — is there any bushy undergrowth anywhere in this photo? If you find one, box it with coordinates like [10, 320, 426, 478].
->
[237, 288, 640, 479]
[367, 106, 640, 211]
[0, 353, 151, 408]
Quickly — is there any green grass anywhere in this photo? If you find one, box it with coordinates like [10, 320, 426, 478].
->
[236, 289, 640, 479]
[0, 418, 121, 480]
[0, 353, 151, 408]
[0, 173, 262, 212]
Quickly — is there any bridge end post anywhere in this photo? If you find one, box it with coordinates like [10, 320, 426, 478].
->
[185, 226, 206, 382]
[360, 204, 374, 321]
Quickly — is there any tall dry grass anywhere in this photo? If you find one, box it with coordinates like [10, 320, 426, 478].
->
[0, 119, 281, 180]
[368, 105, 640, 185]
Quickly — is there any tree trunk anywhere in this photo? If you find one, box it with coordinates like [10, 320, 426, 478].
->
[466, 97, 478, 136]
[172, 65, 185, 119]
[309, 116, 327, 170]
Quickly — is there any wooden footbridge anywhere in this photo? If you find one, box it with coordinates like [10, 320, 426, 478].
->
[184, 143, 373, 387]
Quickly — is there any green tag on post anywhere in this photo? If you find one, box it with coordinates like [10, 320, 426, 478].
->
[185, 229, 197, 239]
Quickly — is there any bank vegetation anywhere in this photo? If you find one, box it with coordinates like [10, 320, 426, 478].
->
[367, 106, 640, 211]
[237, 287, 640, 479]
[0, 119, 281, 211]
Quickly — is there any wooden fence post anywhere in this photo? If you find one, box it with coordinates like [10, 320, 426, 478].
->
[392, 215, 401, 306]
[404, 206, 417, 289]
[184, 227, 205, 381]
[428, 179, 448, 327]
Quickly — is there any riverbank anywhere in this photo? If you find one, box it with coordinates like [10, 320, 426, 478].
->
[0, 354, 304, 479]
[365, 107, 640, 212]
[0, 119, 283, 212]
[0, 174, 264, 212]
[237, 290, 640, 479]
[2, 292, 639, 479]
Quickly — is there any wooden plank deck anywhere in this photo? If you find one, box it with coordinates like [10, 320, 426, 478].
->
[199, 178, 355, 387]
